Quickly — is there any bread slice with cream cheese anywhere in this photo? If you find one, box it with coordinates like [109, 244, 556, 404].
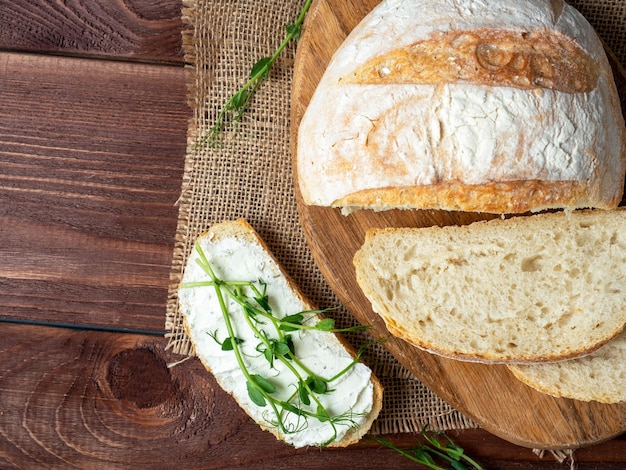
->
[353, 209, 626, 363]
[178, 219, 382, 448]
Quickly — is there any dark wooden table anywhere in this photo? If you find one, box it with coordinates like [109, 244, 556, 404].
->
[1, 2, 624, 468]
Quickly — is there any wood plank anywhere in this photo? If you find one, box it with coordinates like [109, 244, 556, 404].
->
[0, 51, 189, 330]
[0, 0, 184, 63]
[2, 322, 624, 469]
[0, 323, 266, 468]
[291, 0, 626, 451]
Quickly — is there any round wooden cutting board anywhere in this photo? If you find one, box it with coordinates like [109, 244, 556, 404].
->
[290, 0, 626, 450]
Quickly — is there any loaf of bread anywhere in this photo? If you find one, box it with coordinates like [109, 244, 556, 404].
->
[297, 0, 626, 214]
[178, 219, 382, 448]
[353, 209, 626, 363]
[508, 330, 626, 403]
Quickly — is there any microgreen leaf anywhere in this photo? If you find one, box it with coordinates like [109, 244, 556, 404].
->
[262, 346, 274, 366]
[281, 313, 304, 324]
[255, 293, 271, 313]
[221, 336, 244, 351]
[414, 449, 437, 466]
[279, 324, 300, 332]
[315, 318, 335, 331]
[281, 401, 303, 416]
[306, 377, 328, 394]
[451, 461, 471, 470]
[316, 404, 330, 422]
[250, 374, 276, 394]
[250, 56, 271, 80]
[247, 380, 267, 407]
[274, 339, 292, 356]
[243, 302, 259, 319]
[279, 313, 304, 331]
[231, 89, 249, 110]
[285, 23, 302, 41]
[247, 374, 276, 407]
[284, 335, 295, 357]
[298, 381, 311, 405]
[445, 442, 466, 460]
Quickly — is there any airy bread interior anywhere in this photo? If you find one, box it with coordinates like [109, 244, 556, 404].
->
[354, 209, 626, 363]
[508, 330, 626, 403]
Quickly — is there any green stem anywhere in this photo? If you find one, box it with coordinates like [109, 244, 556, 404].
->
[189, 241, 369, 446]
[371, 438, 447, 470]
[197, 0, 314, 148]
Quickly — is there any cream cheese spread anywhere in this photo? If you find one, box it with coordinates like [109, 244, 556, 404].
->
[179, 234, 375, 448]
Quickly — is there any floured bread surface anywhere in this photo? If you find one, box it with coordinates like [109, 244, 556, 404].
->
[179, 220, 382, 448]
[297, 0, 626, 214]
[353, 209, 626, 363]
[508, 330, 626, 403]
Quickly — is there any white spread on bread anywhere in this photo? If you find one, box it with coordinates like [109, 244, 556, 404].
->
[180, 225, 377, 448]
[297, 0, 626, 213]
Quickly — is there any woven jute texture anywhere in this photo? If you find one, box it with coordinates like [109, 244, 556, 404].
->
[166, 0, 626, 436]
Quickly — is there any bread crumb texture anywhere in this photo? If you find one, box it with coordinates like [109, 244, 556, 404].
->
[354, 209, 626, 363]
[508, 330, 626, 403]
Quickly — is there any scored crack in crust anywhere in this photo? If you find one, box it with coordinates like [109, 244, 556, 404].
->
[345, 28, 599, 94]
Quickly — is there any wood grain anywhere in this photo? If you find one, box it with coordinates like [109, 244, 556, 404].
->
[1, 0, 625, 466]
[291, 0, 626, 450]
[0, 51, 190, 331]
[2, 322, 625, 469]
[0, 323, 253, 468]
[0, 0, 184, 63]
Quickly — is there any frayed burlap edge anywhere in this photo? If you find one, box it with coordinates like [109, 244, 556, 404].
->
[163, 0, 198, 358]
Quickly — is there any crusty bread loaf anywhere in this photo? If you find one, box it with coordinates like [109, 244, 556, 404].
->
[297, 0, 626, 214]
[353, 209, 626, 363]
[178, 219, 382, 448]
[508, 330, 626, 403]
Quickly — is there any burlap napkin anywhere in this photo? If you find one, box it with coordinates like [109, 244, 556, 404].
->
[166, 0, 626, 436]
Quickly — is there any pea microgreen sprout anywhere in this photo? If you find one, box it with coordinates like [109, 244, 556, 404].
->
[197, 0, 314, 148]
[183, 241, 371, 446]
[372, 426, 484, 470]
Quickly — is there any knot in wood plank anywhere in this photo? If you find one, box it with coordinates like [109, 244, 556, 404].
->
[107, 347, 176, 408]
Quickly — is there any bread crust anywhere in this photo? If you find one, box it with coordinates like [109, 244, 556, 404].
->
[180, 219, 383, 448]
[297, 0, 626, 214]
[336, 179, 617, 215]
[347, 28, 599, 94]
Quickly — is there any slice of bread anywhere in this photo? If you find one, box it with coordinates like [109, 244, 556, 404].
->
[178, 219, 382, 448]
[353, 209, 626, 363]
[508, 330, 626, 403]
